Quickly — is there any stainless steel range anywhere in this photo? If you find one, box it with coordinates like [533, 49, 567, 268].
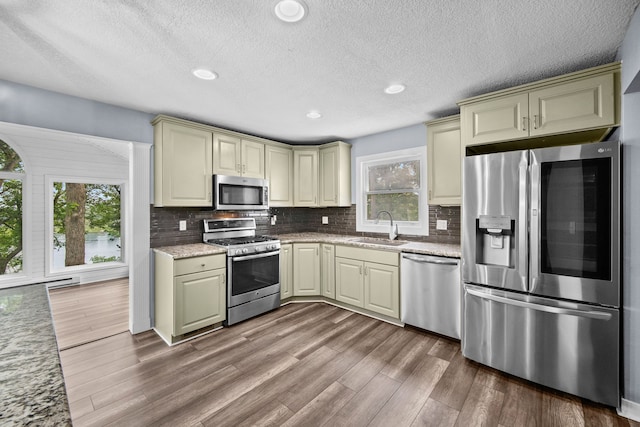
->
[203, 218, 280, 326]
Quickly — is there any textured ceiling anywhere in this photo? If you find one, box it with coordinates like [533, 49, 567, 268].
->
[1, 1, 639, 144]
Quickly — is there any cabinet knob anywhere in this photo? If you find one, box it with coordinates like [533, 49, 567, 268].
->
[201, 263, 206, 267]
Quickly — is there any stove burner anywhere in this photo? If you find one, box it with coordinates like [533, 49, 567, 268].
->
[206, 235, 278, 246]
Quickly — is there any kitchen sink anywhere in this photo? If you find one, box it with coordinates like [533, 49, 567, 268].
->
[348, 237, 407, 247]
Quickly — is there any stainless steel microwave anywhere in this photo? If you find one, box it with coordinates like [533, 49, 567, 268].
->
[213, 175, 269, 210]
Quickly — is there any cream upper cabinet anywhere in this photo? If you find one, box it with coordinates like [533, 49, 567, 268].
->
[426, 115, 461, 206]
[280, 243, 293, 300]
[459, 62, 620, 147]
[265, 144, 294, 207]
[213, 133, 265, 178]
[321, 244, 336, 299]
[319, 142, 352, 207]
[293, 147, 319, 207]
[153, 119, 213, 207]
[293, 243, 320, 296]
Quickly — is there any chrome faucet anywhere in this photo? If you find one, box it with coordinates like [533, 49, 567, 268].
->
[375, 210, 398, 240]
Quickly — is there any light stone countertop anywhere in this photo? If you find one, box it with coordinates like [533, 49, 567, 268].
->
[153, 234, 461, 259]
[153, 243, 226, 259]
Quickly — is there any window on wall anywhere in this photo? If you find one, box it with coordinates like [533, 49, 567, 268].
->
[51, 181, 123, 271]
[0, 139, 24, 276]
[356, 147, 428, 236]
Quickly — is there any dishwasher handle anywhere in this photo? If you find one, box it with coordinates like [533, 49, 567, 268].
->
[402, 253, 459, 266]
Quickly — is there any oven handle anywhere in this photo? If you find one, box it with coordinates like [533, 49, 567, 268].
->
[231, 250, 280, 262]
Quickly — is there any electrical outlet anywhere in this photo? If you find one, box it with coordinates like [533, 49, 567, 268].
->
[322, 216, 329, 225]
[179, 220, 187, 231]
[271, 215, 277, 225]
[436, 220, 448, 230]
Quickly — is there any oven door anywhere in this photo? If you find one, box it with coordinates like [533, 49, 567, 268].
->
[228, 250, 280, 307]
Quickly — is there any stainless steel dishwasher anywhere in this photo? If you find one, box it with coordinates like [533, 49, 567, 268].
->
[401, 253, 461, 339]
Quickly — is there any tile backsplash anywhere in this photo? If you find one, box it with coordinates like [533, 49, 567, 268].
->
[150, 204, 460, 248]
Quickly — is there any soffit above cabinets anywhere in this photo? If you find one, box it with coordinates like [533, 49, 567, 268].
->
[0, 0, 638, 143]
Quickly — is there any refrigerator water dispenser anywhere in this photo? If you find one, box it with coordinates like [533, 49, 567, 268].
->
[476, 215, 514, 267]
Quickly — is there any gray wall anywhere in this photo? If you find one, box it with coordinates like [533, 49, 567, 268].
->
[0, 79, 154, 143]
[619, 5, 640, 406]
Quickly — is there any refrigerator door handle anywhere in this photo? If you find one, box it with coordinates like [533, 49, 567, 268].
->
[466, 287, 612, 321]
[518, 153, 529, 288]
[529, 151, 540, 292]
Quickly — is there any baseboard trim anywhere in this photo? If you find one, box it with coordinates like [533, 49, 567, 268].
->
[618, 398, 640, 422]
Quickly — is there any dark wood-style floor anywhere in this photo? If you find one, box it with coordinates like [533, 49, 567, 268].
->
[51, 283, 637, 427]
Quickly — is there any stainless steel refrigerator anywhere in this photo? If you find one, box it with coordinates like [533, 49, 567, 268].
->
[462, 140, 620, 406]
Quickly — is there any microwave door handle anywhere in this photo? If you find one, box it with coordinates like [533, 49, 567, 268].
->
[529, 151, 540, 293]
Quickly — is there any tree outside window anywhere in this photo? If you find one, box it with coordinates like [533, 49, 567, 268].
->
[0, 139, 24, 275]
[52, 182, 122, 269]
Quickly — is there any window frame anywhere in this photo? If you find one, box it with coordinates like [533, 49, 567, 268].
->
[356, 147, 429, 236]
[45, 175, 128, 277]
[0, 170, 26, 281]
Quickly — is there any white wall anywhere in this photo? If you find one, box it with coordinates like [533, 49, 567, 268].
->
[618, 4, 640, 414]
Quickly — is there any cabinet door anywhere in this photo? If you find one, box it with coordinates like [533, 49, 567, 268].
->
[266, 145, 294, 207]
[174, 268, 226, 335]
[462, 93, 529, 146]
[335, 257, 364, 307]
[364, 262, 399, 318]
[294, 149, 318, 207]
[159, 122, 213, 206]
[293, 243, 320, 296]
[213, 133, 242, 176]
[427, 117, 461, 205]
[241, 139, 265, 178]
[319, 146, 338, 206]
[280, 244, 293, 299]
[321, 244, 335, 299]
[529, 73, 615, 137]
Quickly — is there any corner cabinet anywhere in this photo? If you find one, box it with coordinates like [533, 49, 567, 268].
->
[152, 118, 213, 207]
[335, 245, 400, 319]
[280, 243, 293, 299]
[320, 244, 335, 299]
[459, 62, 620, 147]
[266, 144, 294, 207]
[154, 251, 226, 344]
[293, 148, 319, 207]
[293, 243, 320, 296]
[426, 115, 461, 206]
[213, 133, 265, 179]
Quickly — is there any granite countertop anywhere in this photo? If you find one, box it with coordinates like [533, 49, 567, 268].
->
[0, 284, 71, 426]
[275, 232, 461, 258]
[153, 243, 227, 259]
[153, 234, 461, 259]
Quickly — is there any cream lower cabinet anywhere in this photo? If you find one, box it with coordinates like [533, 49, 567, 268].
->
[154, 252, 226, 344]
[459, 63, 619, 147]
[266, 144, 294, 207]
[426, 115, 461, 206]
[320, 244, 335, 299]
[152, 119, 213, 207]
[293, 243, 320, 296]
[280, 244, 293, 299]
[335, 246, 400, 319]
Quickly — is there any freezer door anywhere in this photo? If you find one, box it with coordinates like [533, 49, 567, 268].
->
[529, 140, 620, 306]
[462, 150, 528, 292]
[462, 283, 619, 407]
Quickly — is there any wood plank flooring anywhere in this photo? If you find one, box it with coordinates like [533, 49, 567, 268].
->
[49, 293, 639, 427]
[49, 278, 129, 350]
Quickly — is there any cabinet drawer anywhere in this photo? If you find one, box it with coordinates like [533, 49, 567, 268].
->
[174, 254, 226, 276]
[335, 246, 399, 266]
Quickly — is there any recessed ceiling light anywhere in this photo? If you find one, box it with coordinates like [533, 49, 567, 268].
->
[306, 111, 322, 119]
[192, 68, 218, 80]
[384, 84, 406, 94]
[274, 0, 306, 23]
